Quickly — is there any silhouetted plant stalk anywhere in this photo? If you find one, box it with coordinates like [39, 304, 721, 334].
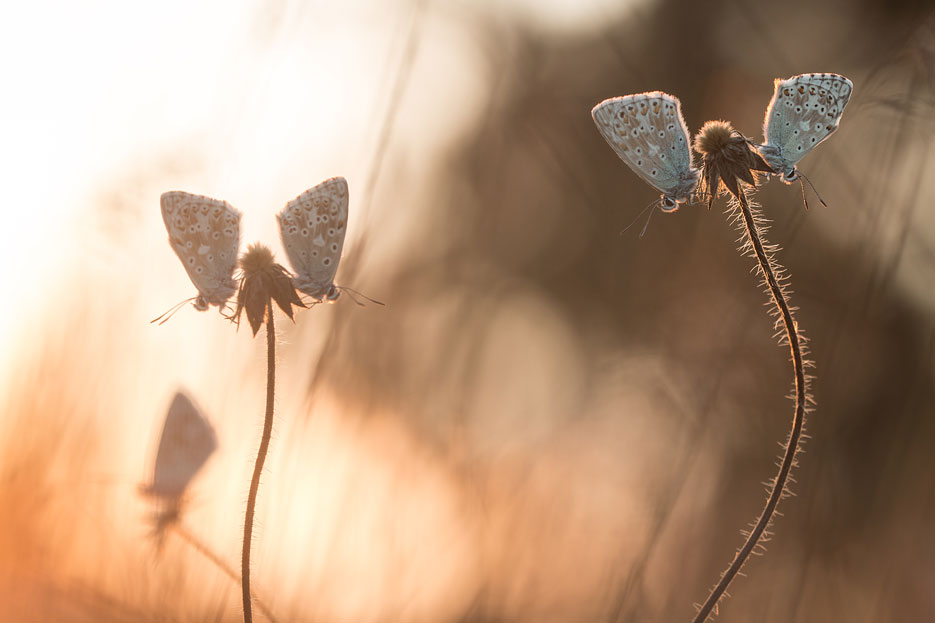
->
[172, 520, 280, 623]
[146, 503, 279, 622]
[691, 122, 813, 622]
[235, 244, 304, 623]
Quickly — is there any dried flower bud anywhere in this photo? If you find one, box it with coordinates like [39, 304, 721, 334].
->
[693, 120, 773, 208]
[235, 243, 305, 336]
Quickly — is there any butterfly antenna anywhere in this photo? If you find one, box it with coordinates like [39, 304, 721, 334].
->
[620, 197, 659, 236]
[638, 204, 657, 238]
[799, 172, 828, 208]
[151, 298, 195, 325]
[338, 286, 386, 307]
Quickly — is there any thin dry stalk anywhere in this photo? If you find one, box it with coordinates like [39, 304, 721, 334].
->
[691, 190, 812, 622]
[234, 244, 303, 623]
[172, 522, 279, 623]
[242, 297, 276, 623]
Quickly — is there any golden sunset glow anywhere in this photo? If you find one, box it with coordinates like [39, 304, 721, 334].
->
[1, 1, 933, 621]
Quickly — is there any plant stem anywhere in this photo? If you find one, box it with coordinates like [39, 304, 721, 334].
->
[173, 522, 279, 623]
[243, 297, 276, 623]
[692, 190, 808, 622]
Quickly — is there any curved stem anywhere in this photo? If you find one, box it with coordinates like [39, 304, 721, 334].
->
[243, 297, 276, 623]
[692, 190, 808, 622]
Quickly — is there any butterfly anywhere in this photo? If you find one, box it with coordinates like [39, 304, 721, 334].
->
[591, 92, 701, 212]
[140, 391, 218, 501]
[757, 73, 853, 183]
[277, 177, 349, 302]
[160, 191, 241, 311]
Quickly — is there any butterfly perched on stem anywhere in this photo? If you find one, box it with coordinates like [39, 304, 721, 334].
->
[757, 73, 853, 183]
[591, 92, 701, 212]
[160, 191, 241, 312]
[277, 177, 349, 302]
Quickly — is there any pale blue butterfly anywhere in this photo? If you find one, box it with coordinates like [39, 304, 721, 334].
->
[277, 177, 348, 302]
[161, 191, 241, 311]
[140, 391, 218, 501]
[757, 73, 853, 183]
[591, 92, 700, 212]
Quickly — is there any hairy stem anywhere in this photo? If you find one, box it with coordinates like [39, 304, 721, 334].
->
[243, 298, 276, 623]
[692, 190, 808, 622]
[173, 522, 278, 623]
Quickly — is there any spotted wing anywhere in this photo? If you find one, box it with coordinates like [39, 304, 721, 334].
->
[142, 391, 218, 500]
[160, 191, 241, 307]
[277, 177, 349, 298]
[761, 73, 852, 172]
[591, 92, 699, 204]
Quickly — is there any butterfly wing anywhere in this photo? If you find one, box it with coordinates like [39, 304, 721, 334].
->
[760, 73, 853, 175]
[591, 92, 699, 209]
[277, 177, 349, 298]
[161, 192, 241, 307]
[142, 391, 218, 500]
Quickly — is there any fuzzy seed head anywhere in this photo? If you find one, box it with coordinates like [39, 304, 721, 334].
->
[694, 120, 735, 156]
[693, 120, 773, 208]
[234, 243, 305, 336]
[239, 243, 275, 275]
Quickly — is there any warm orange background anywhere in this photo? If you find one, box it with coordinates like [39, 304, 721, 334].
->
[1, 0, 933, 621]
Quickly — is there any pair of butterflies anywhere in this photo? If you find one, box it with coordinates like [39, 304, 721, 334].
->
[591, 73, 853, 211]
[160, 176, 349, 312]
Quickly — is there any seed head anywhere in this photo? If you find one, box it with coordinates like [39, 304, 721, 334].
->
[693, 120, 773, 208]
[239, 243, 276, 274]
[235, 243, 305, 335]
